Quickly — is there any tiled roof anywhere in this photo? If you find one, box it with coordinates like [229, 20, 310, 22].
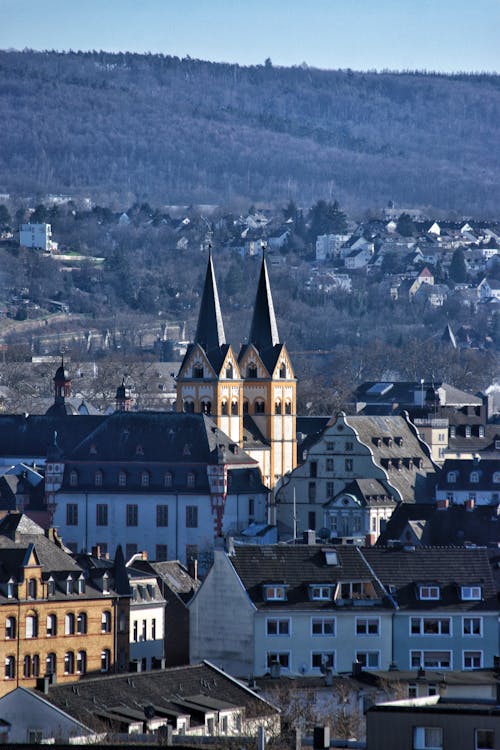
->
[437, 456, 499, 492]
[0, 414, 103, 458]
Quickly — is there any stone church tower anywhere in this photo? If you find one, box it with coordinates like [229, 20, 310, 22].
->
[176, 251, 297, 489]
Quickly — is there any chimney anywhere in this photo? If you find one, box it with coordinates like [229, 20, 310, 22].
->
[92, 545, 101, 559]
[466, 498, 475, 512]
[437, 498, 449, 511]
[352, 660, 363, 678]
[303, 530, 316, 546]
[141, 550, 148, 560]
[365, 533, 376, 547]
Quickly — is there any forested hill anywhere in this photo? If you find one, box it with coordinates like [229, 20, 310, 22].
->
[2, 49, 500, 213]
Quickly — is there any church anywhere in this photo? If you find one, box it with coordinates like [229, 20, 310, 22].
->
[176, 251, 298, 494]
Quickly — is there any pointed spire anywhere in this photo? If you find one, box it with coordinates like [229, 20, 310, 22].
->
[194, 247, 226, 352]
[248, 248, 280, 351]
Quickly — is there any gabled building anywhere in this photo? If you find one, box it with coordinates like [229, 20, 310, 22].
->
[436, 456, 500, 507]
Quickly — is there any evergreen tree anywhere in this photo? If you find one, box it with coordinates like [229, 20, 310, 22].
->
[309, 200, 347, 239]
[396, 212, 415, 236]
[449, 247, 468, 283]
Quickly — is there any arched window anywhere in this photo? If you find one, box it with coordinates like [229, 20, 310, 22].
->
[285, 401, 292, 415]
[183, 400, 194, 414]
[69, 470, 78, 487]
[77, 650, 86, 675]
[479, 425, 485, 438]
[243, 400, 249, 415]
[101, 610, 112, 633]
[101, 648, 110, 672]
[465, 425, 471, 438]
[94, 470, 103, 487]
[193, 364, 204, 379]
[226, 363, 233, 379]
[141, 471, 150, 487]
[77, 576, 85, 594]
[201, 400, 212, 415]
[118, 470, 127, 487]
[46, 652, 56, 675]
[254, 400, 265, 415]
[23, 655, 31, 678]
[470, 471, 480, 483]
[247, 364, 257, 379]
[64, 651, 75, 675]
[4, 656, 15, 679]
[76, 612, 87, 634]
[5, 617, 15, 640]
[46, 614, 57, 637]
[447, 471, 457, 483]
[275, 401, 282, 415]
[450, 426, 456, 439]
[65, 613, 75, 635]
[221, 400, 228, 415]
[26, 614, 38, 638]
[32, 654, 40, 677]
[28, 578, 37, 599]
[231, 400, 238, 415]
[279, 362, 287, 378]
[164, 472, 173, 488]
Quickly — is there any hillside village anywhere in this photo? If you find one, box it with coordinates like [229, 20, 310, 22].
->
[0, 244, 497, 746]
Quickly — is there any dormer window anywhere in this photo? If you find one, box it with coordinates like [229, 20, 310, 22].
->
[94, 470, 103, 487]
[164, 472, 173, 488]
[187, 472, 195, 488]
[264, 585, 286, 601]
[47, 578, 55, 597]
[310, 585, 333, 601]
[461, 585, 481, 601]
[136, 444, 144, 456]
[465, 425, 471, 438]
[141, 471, 150, 487]
[69, 470, 78, 487]
[479, 425, 485, 438]
[28, 578, 37, 600]
[77, 577, 85, 594]
[470, 471, 479, 483]
[7, 580, 16, 599]
[493, 472, 500, 484]
[66, 577, 75, 595]
[447, 471, 457, 483]
[193, 365, 204, 379]
[419, 584, 440, 601]
[340, 581, 363, 599]
[102, 574, 109, 595]
[118, 471, 127, 487]
[450, 426, 456, 439]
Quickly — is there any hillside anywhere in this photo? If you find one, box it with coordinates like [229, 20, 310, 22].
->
[1, 50, 500, 212]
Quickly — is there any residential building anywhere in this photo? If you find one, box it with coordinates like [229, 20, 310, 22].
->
[126, 558, 165, 672]
[19, 223, 56, 252]
[435, 456, 500, 507]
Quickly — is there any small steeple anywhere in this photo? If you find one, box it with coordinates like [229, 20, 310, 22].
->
[194, 247, 226, 352]
[53, 356, 71, 403]
[248, 248, 280, 352]
[115, 377, 131, 412]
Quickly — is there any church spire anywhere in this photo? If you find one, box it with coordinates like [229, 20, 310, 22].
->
[194, 248, 226, 352]
[248, 250, 280, 351]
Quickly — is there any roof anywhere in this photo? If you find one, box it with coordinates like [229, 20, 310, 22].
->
[437, 456, 500, 492]
[39, 662, 279, 729]
[325, 478, 397, 508]
[133, 559, 200, 603]
[228, 544, 385, 610]
[0, 414, 104, 459]
[248, 254, 280, 353]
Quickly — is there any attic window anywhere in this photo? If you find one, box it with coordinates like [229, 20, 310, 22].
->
[187, 472, 195, 488]
[479, 426, 485, 438]
[226, 364, 233, 379]
[69, 470, 78, 487]
[279, 362, 287, 378]
[136, 444, 144, 456]
[465, 425, 471, 438]
[183, 443, 191, 456]
[264, 585, 286, 601]
[461, 585, 481, 601]
[310, 585, 333, 601]
[118, 471, 127, 487]
[89, 444, 97, 455]
[470, 471, 479, 483]
[193, 365, 204, 379]
[447, 471, 457, 483]
[94, 470, 103, 487]
[418, 584, 440, 601]
[141, 471, 150, 487]
[323, 550, 338, 566]
[164, 472, 173, 488]
[247, 364, 257, 379]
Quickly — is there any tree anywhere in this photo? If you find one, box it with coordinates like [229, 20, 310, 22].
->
[396, 213, 415, 237]
[449, 247, 468, 283]
[0, 204, 11, 228]
[309, 200, 347, 239]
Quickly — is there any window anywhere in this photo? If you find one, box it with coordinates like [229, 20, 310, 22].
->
[193, 365, 203, 379]
[28, 578, 37, 599]
[312, 652, 335, 670]
[266, 652, 289, 669]
[77, 577, 85, 594]
[44, 613, 56, 638]
[65, 613, 75, 635]
[186, 544, 198, 564]
[231, 400, 238, 415]
[221, 400, 228, 416]
[126, 543, 138, 560]
[470, 471, 480, 483]
[76, 612, 87, 634]
[32, 654, 40, 677]
[280, 362, 287, 378]
[248, 497, 255, 521]
[345, 441, 354, 451]
[418, 585, 440, 601]
[312, 617, 335, 635]
[308, 482, 316, 502]
[326, 482, 335, 498]
[133, 620, 138, 642]
[266, 618, 290, 636]
[326, 458, 334, 471]
[310, 461, 317, 478]
[447, 471, 457, 483]
[356, 617, 380, 635]
[243, 400, 249, 415]
[410, 618, 451, 636]
[308, 511, 316, 531]
[156, 544, 168, 561]
[463, 617, 482, 636]
[142, 619, 147, 641]
[186, 505, 198, 528]
[66, 503, 78, 525]
[64, 651, 75, 674]
[475, 729, 495, 750]
[4, 656, 15, 679]
[326, 442, 334, 451]
[187, 472, 195, 488]
[411, 651, 451, 669]
[465, 425, 471, 438]
[7, 580, 16, 599]
[265, 586, 286, 601]
[408, 683, 417, 698]
[183, 400, 194, 413]
[463, 650, 482, 669]
[247, 364, 257, 379]
[96, 503, 108, 526]
[310, 585, 332, 601]
[340, 581, 363, 599]
[275, 401, 281, 415]
[152, 619, 156, 640]
[356, 651, 380, 668]
[254, 400, 265, 414]
[69, 470, 78, 486]
[101, 648, 110, 672]
[164, 471, 173, 488]
[5, 617, 15, 639]
[118, 470, 127, 487]
[413, 726, 443, 750]
[46, 653, 56, 675]
[201, 400, 211, 415]
[77, 650, 86, 675]
[26, 614, 38, 638]
[66, 577, 74, 595]
[226, 363, 233, 379]
[101, 610, 111, 633]
[461, 586, 481, 601]
[493, 472, 500, 484]
[345, 458, 353, 472]
[126, 504, 138, 526]
[94, 470, 103, 487]
[285, 401, 292, 415]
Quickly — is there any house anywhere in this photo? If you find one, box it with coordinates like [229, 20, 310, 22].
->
[0, 661, 280, 743]
[366, 696, 500, 750]
[477, 277, 500, 301]
[435, 456, 500, 507]
[276, 413, 436, 542]
[0, 512, 130, 697]
[19, 223, 57, 253]
[315, 233, 351, 261]
[126, 556, 166, 671]
[322, 479, 396, 543]
[408, 267, 434, 300]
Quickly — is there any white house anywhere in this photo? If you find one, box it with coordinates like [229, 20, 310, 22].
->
[19, 223, 57, 252]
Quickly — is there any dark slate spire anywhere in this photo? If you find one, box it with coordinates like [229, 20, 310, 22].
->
[194, 249, 226, 352]
[248, 251, 280, 351]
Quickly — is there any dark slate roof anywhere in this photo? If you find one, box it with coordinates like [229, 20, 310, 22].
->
[194, 251, 226, 353]
[242, 415, 269, 450]
[324, 479, 396, 508]
[247, 255, 280, 353]
[0, 414, 104, 459]
[229, 544, 385, 610]
[133, 559, 199, 603]
[437, 456, 500, 493]
[363, 546, 497, 611]
[0, 513, 81, 575]
[40, 662, 279, 728]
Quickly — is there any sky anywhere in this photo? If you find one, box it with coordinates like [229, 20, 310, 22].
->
[1, 0, 500, 73]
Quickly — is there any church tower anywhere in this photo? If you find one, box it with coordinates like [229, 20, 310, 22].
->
[176, 251, 242, 444]
[238, 253, 297, 488]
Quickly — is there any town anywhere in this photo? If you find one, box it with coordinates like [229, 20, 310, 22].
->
[0, 215, 497, 747]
